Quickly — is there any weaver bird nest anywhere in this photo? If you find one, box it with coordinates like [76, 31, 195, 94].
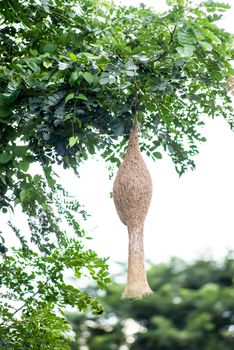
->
[113, 116, 153, 299]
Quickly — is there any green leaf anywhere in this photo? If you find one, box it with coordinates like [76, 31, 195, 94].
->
[25, 60, 40, 72]
[176, 47, 185, 56]
[97, 281, 105, 290]
[43, 42, 57, 53]
[0, 152, 12, 164]
[65, 93, 75, 104]
[178, 30, 196, 45]
[69, 136, 79, 147]
[176, 45, 195, 57]
[29, 48, 38, 56]
[99, 78, 109, 85]
[184, 44, 196, 57]
[77, 94, 88, 101]
[2, 81, 21, 104]
[69, 71, 81, 85]
[47, 176, 56, 188]
[69, 53, 78, 62]
[0, 174, 7, 185]
[83, 72, 94, 85]
[0, 103, 11, 118]
[13, 146, 28, 157]
[198, 27, 222, 44]
[77, 118, 82, 128]
[33, 175, 41, 185]
[18, 161, 30, 172]
[154, 152, 162, 159]
[19, 189, 27, 202]
[200, 41, 213, 51]
[104, 278, 111, 283]
[0, 242, 7, 253]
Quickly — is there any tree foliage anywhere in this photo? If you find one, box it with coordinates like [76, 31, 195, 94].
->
[0, 184, 108, 349]
[1, 0, 234, 211]
[0, 0, 234, 348]
[68, 253, 234, 350]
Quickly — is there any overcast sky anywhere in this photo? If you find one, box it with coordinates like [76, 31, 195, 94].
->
[3, 0, 234, 274]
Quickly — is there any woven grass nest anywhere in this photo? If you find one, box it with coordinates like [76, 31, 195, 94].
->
[113, 116, 153, 299]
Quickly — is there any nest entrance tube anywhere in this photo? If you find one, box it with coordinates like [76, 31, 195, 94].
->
[113, 116, 153, 299]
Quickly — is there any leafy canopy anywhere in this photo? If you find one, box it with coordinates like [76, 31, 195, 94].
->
[0, 183, 109, 349]
[0, 1, 234, 206]
[0, 0, 234, 348]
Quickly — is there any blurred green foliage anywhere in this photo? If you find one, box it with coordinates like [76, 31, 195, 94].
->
[0, 184, 108, 349]
[68, 253, 234, 350]
[0, 0, 234, 347]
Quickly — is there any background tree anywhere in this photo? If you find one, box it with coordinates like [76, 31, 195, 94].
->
[0, 0, 234, 348]
[68, 253, 234, 350]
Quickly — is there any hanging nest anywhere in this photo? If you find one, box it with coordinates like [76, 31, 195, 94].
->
[113, 115, 153, 299]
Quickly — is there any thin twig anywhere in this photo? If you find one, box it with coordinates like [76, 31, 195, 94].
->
[154, 25, 177, 63]
[0, 278, 49, 325]
[154, 21, 174, 36]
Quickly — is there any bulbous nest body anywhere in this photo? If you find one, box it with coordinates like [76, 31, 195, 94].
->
[113, 151, 152, 228]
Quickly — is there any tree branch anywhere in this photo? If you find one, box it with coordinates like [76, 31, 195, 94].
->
[154, 25, 177, 63]
[0, 278, 49, 325]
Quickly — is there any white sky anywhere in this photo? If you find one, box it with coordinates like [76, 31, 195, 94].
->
[2, 0, 234, 274]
